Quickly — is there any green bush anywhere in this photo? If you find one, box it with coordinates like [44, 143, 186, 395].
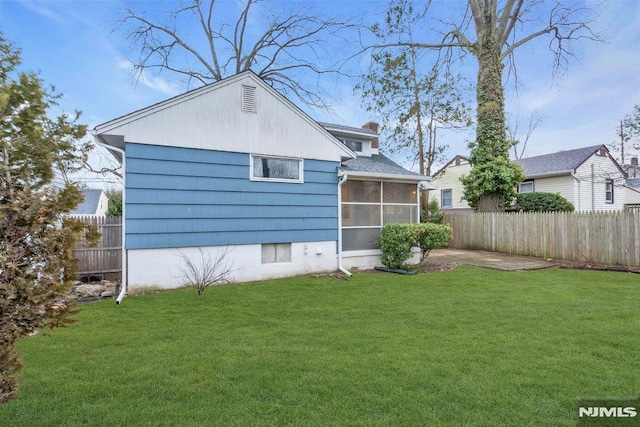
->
[422, 199, 444, 224]
[516, 192, 574, 212]
[376, 223, 453, 270]
[415, 222, 454, 261]
[377, 224, 417, 270]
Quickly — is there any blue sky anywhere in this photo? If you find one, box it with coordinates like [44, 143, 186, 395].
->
[1, 0, 639, 187]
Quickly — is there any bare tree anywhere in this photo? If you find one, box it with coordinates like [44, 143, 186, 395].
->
[611, 104, 640, 164]
[369, 0, 600, 211]
[508, 111, 542, 159]
[359, 2, 472, 178]
[176, 247, 237, 295]
[117, 0, 353, 110]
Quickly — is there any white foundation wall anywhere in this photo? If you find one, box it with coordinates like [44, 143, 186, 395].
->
[342, 250, 420, 271]
[126, 241, 339, 288]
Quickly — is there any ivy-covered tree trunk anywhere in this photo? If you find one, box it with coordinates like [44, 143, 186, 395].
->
[460, 15, 524, 211]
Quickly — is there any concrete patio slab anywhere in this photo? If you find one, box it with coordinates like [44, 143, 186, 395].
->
[428, 249, 555, 271]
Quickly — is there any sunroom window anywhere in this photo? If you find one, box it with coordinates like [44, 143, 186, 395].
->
[341, 180, 418, 251]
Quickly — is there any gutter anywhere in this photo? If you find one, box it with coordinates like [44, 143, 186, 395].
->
[337, 174, 352, 277]
[91, 132, 127, 304]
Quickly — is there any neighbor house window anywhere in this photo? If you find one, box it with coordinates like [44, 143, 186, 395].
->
[441, 189, 453, 208]
[605, 179, 614, 203]
[341, 180, 419, 251]
[344, 140, 362, 152]
[518, 180, 534, 193]
[261, 243, 291, 263]
[251, 155, 303, 182]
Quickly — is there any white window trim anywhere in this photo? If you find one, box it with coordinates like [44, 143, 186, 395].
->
[343, 139, 363, 153]
[261, 243, 292, 264]
[605, 179, 614, 203]
[250, 154, 304, 183]
[441, 189, 453, 208]
[518, 180, 535, 193]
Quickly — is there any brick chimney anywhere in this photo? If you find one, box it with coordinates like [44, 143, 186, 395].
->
[362, 122, 379, 149]
[632, 157, 638, 166]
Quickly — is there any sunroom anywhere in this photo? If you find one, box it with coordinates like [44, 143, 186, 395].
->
[338, 155, 435, 270]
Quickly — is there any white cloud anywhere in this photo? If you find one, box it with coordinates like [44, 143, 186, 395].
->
[17, 0, 66, 24]
[116, 59, 183, 97]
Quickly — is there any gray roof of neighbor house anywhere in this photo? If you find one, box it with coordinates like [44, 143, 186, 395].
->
[70, 189, 104, 215]
[340, 154, 431, 183]
[317, 121, 377, 136]
[515, 144, 607, 178]
[627, 177, 640, 187]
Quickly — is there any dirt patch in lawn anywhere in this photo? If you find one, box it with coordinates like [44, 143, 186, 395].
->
[553, 260, 640, 274]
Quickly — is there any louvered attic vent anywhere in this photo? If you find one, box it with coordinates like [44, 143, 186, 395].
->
[242, 85, 257, 113]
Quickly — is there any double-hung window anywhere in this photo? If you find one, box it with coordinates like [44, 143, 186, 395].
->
[605, 179, 614, 203]
[441, 189, 453, 208]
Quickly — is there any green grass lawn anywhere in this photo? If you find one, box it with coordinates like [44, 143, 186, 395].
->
[1, 266, 639, 426]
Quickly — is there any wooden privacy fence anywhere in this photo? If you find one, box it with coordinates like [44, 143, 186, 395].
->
[72, 216, 122, 278]
[443, 211, 640, 267]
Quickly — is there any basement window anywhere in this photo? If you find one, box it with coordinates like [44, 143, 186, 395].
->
[262, 243, 291, 263]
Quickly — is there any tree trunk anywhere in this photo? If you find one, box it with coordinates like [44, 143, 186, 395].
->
[477, 193, 504, 212]
[475, 38, 507, 164]
[473, 32, 509, 212]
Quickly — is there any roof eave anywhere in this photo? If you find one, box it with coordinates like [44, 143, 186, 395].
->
[339, 169, 433, 185]
[525, 170, 573, 179]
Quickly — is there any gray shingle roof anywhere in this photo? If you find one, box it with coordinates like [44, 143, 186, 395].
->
[70, 189, 104, 215]
[340, 154, 425, 179]
[627, 178, 640, 187]
[317, 122, 377, 135]
[515, 145, 605, 178]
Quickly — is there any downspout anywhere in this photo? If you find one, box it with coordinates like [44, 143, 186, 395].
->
[572, 172, 581, 212]
[337, 174, 352, 277]
[92, 134, 127, 304]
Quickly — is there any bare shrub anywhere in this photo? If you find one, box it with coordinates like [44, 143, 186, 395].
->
[176, 247, 236, 295]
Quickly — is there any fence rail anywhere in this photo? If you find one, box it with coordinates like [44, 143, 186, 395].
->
[72, 216, 122, 278]
[443, 211, 640, 267]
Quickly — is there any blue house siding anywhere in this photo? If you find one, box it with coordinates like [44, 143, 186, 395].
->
[125, 143, 340, 249]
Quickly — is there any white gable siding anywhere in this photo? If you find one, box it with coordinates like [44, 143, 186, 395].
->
[429, 160, 472, 211]
[530, 176, 576, 205]
[574, 154, 626, 211]
[625, 186, 640, 205]
[96, 73, 352, 162]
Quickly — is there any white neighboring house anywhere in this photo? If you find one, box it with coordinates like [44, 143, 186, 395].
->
[427, 155, 474, 213]
[430, 145, 627, 212]
[68, 189, 109, 217]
